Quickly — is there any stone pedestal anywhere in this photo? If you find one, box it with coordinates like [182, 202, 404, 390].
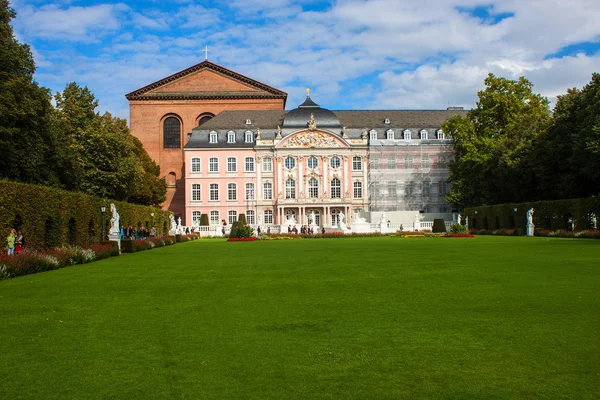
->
[351, 220, 372, 233]
[108, 233, 121, 253]
[526, 223, 535, 237]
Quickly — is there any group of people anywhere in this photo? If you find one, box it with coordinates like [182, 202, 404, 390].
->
[286, 225, 325, 235]
[5, 229, 24, 255]
[120, 225, 156, 240]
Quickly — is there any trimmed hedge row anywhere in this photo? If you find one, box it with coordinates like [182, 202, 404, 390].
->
[464, 196, 600, 233]
[0, 181, 172, 249]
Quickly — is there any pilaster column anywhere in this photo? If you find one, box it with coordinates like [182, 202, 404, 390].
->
[256, 156, 262, 200]
[322, 156, 329, 197]
[363, 155, 368, 202]
[278, 156, 284, 196]
[298, 156, 304, 198]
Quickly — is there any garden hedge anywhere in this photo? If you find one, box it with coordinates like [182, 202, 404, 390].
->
[464, 196, 600, 234]
[0, 181, 172, 249]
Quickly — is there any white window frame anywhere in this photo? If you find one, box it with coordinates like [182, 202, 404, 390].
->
[307, 156, 318, 169]
[246, 210, 255, 225]
[308, 178, 319, 198]
[209, 183, 219, 201]
[330, 156, 341, 169]
[245, 157, 254, 172]
[192, 211, 201, 225]
[245, 183, 255, 200]
[285, 156, 296, 170]
[192, 183, 201, 201]
[369, 129, 377, 141]
[227, 131, 236, 143]
[386, 129, 395, 140]
[262, 157, 272, 172]
[353, 181, 362, 198]
[227, 157, 237, 173]
[404, 129, 411, 140]
[285, 178, 296, 199]
[420, 129, 428, 140]
[210, 211, 219, 225]
[209, 131, 218, 144]
[209, 157, 219, 172]
[387, 155, 396, 170]
[437, 129, 445, 140]
[352, 156, 362, 171]
[264, 210, 273, 224]
[191, 157, 201, 173]
[228, 210, 237, 224]
[227, 183, 237, 201]
[331, 178, 341, 198]
[263, 182, 272, 200]
[245, 130, 253, 143]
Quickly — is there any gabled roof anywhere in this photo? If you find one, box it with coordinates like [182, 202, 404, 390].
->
[125, 60, 288, 102]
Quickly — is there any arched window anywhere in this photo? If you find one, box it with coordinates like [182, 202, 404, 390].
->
[245, 157, 254, 172]
[227, 183, 237, 201]
[331, 209, 341, 226]
[228, 210, 238, 224]
[245, 183, 254, 200]
[227, 157, 236, 172]
[209, 157, 218, 172]
[192, 211, 201, 225]
[286, 179, 296, 199]
[331, 178, 341, 198]
[209, 183, 219, 201]
[308, 178, 319, 198]
[191, 157, 201, 172]
[308, 156, 318, 169]
[163, 117, 181, 148]
[192, 184, 201, 201]
[167, 172, 177, 187]
[210, 211, 219, 225]
[198, 114, 214, 126]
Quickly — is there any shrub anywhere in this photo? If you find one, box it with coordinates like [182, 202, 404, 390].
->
[432, 219, 447, 233]
[449, 223, 467, 234]
[200, 214, 209, 226]
[230, 221, 240, 238]
[235, 225, 254, 238]
[238, 214, 247, 226]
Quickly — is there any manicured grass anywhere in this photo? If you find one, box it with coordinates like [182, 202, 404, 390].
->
[1, 237, 599, 399]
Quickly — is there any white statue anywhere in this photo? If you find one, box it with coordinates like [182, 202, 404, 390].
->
[380, 213, 386, 224]
[109, 203, 120, 235]
[339, 211, 345, 224]
[286, 214, 296, 225]
[309, 211, 316, 225]
[526, 208, 534, 225]
[338, 211, 347, 230]
[457, 213, 462, 225]
[169, 214, 177, 233]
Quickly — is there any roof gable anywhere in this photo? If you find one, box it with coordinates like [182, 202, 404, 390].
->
[125, 61, 287, 101]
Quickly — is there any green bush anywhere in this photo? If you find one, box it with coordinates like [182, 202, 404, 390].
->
[449, 223, 467, 234]
[230, 221, 240, 238]
[432, 219, 447, 233]
[238, 214, 247, 226]
[200, 214, 209, 226]
[0, 181, 171, 250]
[235, 225, 254, 238]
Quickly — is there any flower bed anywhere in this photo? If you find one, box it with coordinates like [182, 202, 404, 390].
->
[443, 233, 475, 238]
[227, 237, 258, 242]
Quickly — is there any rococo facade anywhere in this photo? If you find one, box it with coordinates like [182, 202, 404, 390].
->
[127, 60, 466, 228]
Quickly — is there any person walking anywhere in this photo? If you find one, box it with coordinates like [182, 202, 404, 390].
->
[6, 229, 16, 255]
[15, 231, 24, 254]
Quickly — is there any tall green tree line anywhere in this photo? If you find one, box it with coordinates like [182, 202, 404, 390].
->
[444, 73, 600, 209]
[0, 1, 165, 205]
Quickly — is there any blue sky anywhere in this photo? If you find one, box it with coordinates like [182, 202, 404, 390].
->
[10, 0, 600, 121]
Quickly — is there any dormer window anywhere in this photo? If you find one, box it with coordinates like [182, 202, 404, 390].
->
[209, 131, 218, 143]
[246, 119, 252, 125]
[386, 129, 395, 140]
[227, 131, 236, 143]
[420, 129, 428, 140]
[437, 129, 445, 140]
[245, 130, 253, 143]
[404, 129, 411, 140]
[369, 129, 377, 141]
[384, 118, 391, 124]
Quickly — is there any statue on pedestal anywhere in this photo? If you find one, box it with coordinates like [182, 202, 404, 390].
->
[109, 204, 120, 236]
[169, 214, 177, 234]
[526, 208, 535, 236]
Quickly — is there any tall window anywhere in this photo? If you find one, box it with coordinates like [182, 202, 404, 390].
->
[388, 182, 397, 198]
[331, 209, 340, 226]
[192, 184, 201, 201]
[420, 130, 428, 140]
[353, 181, 362, 198]
[228, 183, 237, 201]
[209, 131, 218, 143]
[330, 156, 341, 169]
[209, 157, 218, 172]
[262, 158, 272, 172]
[227, 131, 235, 143]
[264, 210, 273, 224]
[163, 117, 181, 148]
[437, 130, 445, 140]
[209, 184, 219, 201]
[245, 130, 253, 143]
[331, 178, 341, 198]
[353, 156, 362, 170]
[439, 181, 447, 196]
[285, 179, 296, 199]
[308, 178, 319, 198]
[245, 183, 254, 200]
[386, 129, 394, 140]
[263, 182, 272, 200]
[228, 210, 237, 224]
[245, 157, 254, 172]
[192, 211, 201, 225]
[246, 210, 255, 225]
[405, 156, 413, 169]
[285, 156, 296, 170]
[421, 154, 430, 168]
[227, 157, 236, 172]
[308, 156, 318, 169]
[210, 211, 219, 225]
[423, 181, 431, 196]
[387, 155, 396, 170]
[191, 158, 201, 172]
[404, 130, 411, 140]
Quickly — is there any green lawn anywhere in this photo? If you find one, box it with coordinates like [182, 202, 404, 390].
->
[0, 237, 599, 399]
